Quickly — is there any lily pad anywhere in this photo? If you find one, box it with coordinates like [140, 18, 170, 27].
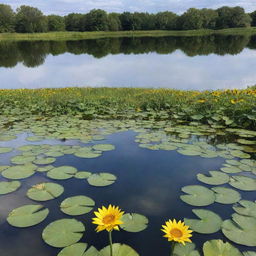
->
[180, 185, 215, 206]
[11, 155, 36, 165]
[222, 213, 256, 246]
[0, 181, 21, 195]
[233, 200, 256, 217]
[27, 183, 64, 201]
[75, 172, 92, 179]
[2, 164, 36, 180]
[212, 187, 241, 204]
[42, 218, 85, 248]
[203, 240, 242, 256]
[47, 166, 77, 180]
[243, 252, 256, 256]
[184, 209, 222, 234]
[87, 173, 116, 187]
[0, 165, 9, 172]
[120, 213, 148, 232]
[173, 243, 200, 256]
[37, 165, 54, 173]
[92, 144, 115, 151]
[57, 243, 99, 256]
[60, 196, 95, 216]
[100, 243, 139, 256]
[7, 204, 49, 227]
[33, 157, 56, 165]
[0, 147, 13, 154]
[229, 176, 256, 191]
[197, 171, 230, 185]
[220, 167, 241, 174]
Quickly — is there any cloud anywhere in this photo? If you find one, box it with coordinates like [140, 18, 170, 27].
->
[1, 0, 255, 15]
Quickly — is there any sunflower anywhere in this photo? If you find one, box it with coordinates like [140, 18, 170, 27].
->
[92, 205, 124, 232]
[161, 219, 192, 245]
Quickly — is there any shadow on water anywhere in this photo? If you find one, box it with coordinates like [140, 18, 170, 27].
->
[0, 131, 255, 256]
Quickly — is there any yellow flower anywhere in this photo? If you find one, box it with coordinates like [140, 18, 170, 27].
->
[161, 219, 192, 245]
[92, 205, 124, 232]
[197, 99, 206, 103]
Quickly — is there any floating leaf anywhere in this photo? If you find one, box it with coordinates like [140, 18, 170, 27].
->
[92, 144, 115, 151]
[120, 213, 148, 232]
[33, 157, 56, 165]
[45, 151, 64, 157]
[220, 167, 241, 174]
[184, 209, 222, 234]
[42, 218, 85, 248]
[75, 172, 92, 179]
[243, 252, 256, 256]
[180, 185, 215, 206]
[233, 200, 256, 217]
[27, 182, 64, 201]
[57, 243, 99, 256]
[7, 204, 49, 228]
[47, 166, 77, 180]
[173, 242, 200, 256]
[37, 165, 54, 172]
[203, 240, 242, 256]
[229, 176, 256, 191]
[100, 243, 139, 256]
[212, 187, 241, 204]
[0, 181, 21, 195]
[0, 165, 9, 172]
[197, 171, 230, 185]
[60, 196, 95, 216]
[177, 149, 201, 156]
[26, 136, 43, 142]
[2, 164, 36, 179]
[0, 147, 13, 154]
[87, 173, 116, 187]
[222, 213, 256, 246]
[11, 155, 36, 165]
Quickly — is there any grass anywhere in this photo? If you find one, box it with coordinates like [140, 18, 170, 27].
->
[0, 87, 255, 129]
[1, 27, 256, 41]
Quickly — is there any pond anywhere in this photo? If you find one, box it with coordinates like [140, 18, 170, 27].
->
[0, 34, 256, 90]
[0, 117, 255, 256]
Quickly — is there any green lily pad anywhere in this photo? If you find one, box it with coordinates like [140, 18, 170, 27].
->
[11, 155, 36, 165]
[27, 183, 64, 201]
[0, 165, 9, 172]
[75, 151, 102, 158]
[92, 144, 115, 151]
[222, 213, 256, 246]
[26, 136, 44, 142]
[7, 204, 49, 228]
[197, 171, 230, 185]
[100, 243, 139, 256]
[42, 218, 85, 248]
[177, 149, 201, 156]
[173, 243, 200, 256]
[229, 176, 256, 191]
[60, 196, 95, 216]
[57, 243, 99, 256]
[17, 145, 37, 151]
[203, 240, 242, 256]
[212, 187, 241, 204]
[0, 181, 21, 195]
[220, 167, 242, 174]
[0, 135, 16, 141]
[75, 172, 92, 179]
[33, 157, 56, 165]
[120, 213, 148, 232]
[2, 164, 36, 179]
[37, 165, 54, 172]
[45, 151, 64, 157]
[184, 209, 222, 234]
[230, 150, 251, 159]
[0, 147, 13, 154]
[233, 200, 256, 217]
[180, 185, 215, 206]
[47, 166, 77, 180]
[243, 252, 256, 256]
[87, 173, 116, 187]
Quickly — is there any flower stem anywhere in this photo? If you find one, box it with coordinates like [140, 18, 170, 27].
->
[109, 231, 113, 256]
[170, 242, 176, 256]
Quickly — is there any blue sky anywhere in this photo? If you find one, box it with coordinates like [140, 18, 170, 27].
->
[1, 0, 256, 15]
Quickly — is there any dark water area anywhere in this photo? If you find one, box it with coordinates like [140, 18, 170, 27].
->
[0, 131, 255, 256]
[1, 35, 256, 90]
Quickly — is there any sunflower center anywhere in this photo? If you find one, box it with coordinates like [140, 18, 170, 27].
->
[103, 214, 115, 224]
[170, 228, 183, 238]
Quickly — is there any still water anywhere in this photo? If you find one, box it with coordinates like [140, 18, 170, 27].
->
[0, 35, 256, 90]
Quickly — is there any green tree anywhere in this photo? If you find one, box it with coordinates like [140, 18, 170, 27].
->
[0, 4, 15, 33]
[200, 9, 218, 29]
[179, 8, 204, 30]
[155, 11, 177, 30]
[83, 9, 109, 31]
[251, 11, 256, 27]
[48, 15, 65, 31]
[108, 13, 121, 31]
[64, 13, 83, 31]
[119, 12, 134, 30]
[15, 5, 48, 33]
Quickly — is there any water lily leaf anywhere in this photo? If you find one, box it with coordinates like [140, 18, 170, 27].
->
[47, 166, 77, 180]
[184, 209, 222, 234]
[87, 173, 116, 187]
[180, 185, 215, 206]
[0, 147, 13, 154]
[0, 135, 16, 141]
[220, 167, 241, 174]
[229, 176, 256, 191]
[233, 200, 256, 217]
[2, 164, 36, 179]
[92, 144, 115, 151]
[203, 239, 242, 256]
[100, 243, 139, 256]
[17, 145, 37, 151]
[75, 172, 92, 179]
[226, 160, 240, 166]
[37, 165, 54, 172]
[230, 150, 251, 159]
[11, 155, 36, 165]
[0, 181, 21, 195]
[212, 187, 241, 204]
[120, 213, 148, 232]
[27, 182, 64, 201]
[33, 157, 56, 165]
[197, 171, 230, 185]
[57, 243, 99, 256]
[45, 151, 64, 157]
[74, 148, 101, 158]
[26, 136, 43, 142]
[42, 218, 85, 248]
[60, 196, 95, 216]
[177, 149, 201, 156]
[243, 252, 256, 256]
[7, 204, 49, 227]
[0, 165, 9, 172]
[222, 213, 256, 246]
[173, 242, 200, 256]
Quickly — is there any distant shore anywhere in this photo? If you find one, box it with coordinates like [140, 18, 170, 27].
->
[1, 27, 256, 41]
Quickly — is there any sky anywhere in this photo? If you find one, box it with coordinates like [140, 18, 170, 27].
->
[1, 0, 256, 15]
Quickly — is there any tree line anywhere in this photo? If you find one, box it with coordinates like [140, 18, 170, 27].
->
[0, 4, 256, 33]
